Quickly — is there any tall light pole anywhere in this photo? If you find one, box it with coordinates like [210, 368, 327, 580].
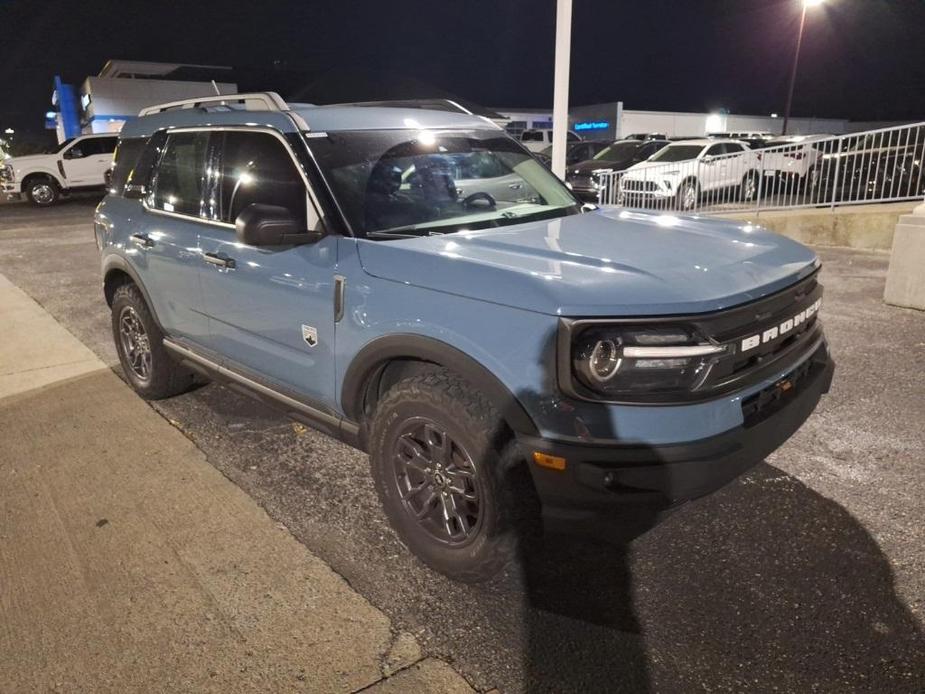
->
[551, 0, 572, 179]
[782, 0, 823, 135]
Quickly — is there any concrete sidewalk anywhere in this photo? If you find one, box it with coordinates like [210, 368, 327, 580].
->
[0, 274, 474, 693]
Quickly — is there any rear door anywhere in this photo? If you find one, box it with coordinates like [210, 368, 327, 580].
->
[133, 130, 211, 342]
[196, 129, 339, 408]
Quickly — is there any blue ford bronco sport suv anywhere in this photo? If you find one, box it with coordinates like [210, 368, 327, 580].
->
[96, 93, 834, 582]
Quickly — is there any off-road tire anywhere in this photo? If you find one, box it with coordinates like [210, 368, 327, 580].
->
[25, 176, 60, 206]
[368, 368, 535, 582]
[111, 283, 195, 399]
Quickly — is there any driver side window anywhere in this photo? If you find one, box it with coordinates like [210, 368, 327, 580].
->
[216, 131, 308, 229]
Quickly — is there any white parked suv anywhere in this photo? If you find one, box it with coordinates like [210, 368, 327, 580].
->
[1, 133, 118, 206]
[519, 128, 581, 153]
[619, 138, 759, 211]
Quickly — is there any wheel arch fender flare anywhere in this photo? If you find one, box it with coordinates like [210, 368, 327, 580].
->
[341, 333, 540, 437]
[101, 254, 165, 331]
[20, 168, 65, 192]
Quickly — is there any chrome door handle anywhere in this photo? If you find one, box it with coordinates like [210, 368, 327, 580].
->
[203, 252, 236, 269]
[130, 233, 154, 248]
[509, 183, 523, 190]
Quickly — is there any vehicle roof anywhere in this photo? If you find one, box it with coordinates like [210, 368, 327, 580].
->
[663, 138, 728, 146]
[293, 104, 497, 132]
[120, 101, 499, 139]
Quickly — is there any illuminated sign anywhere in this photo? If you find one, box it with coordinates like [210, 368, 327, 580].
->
[575, 121, 610, 131]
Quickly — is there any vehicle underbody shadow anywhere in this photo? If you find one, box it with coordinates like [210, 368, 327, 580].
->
[511, 457, 925, 693]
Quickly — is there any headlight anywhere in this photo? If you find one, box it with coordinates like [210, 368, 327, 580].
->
[570, 325, 727, 399]
[0, 164, 13, 182]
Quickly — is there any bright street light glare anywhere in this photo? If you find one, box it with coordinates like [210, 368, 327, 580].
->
[3, 128, 13, 134]
[804, 0, 824, 7]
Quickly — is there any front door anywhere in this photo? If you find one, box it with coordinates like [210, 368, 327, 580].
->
[197, 129, 338, 409]
[61, 136, 117, 186]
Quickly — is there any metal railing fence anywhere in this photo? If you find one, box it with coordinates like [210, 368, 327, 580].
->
[595, 122, 925, 214]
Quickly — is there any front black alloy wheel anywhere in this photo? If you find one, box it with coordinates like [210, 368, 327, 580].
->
[392, 418, 483, 546]
[369, 368, 535, 582]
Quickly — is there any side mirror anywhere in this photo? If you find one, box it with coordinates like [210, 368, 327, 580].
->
[235, 203, 319, 247]
[64, 147, 83, 160]
[702, 155, 714, 164]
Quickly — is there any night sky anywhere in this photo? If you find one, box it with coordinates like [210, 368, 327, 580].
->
[1, 0, 924, 137]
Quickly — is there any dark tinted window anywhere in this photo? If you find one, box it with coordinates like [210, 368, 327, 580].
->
[109, 137, 148, 194]
[705, 144, 726, 157]
[217, 132, 307, 226]
[150, 131, 210, 217]
[721, 142, 746, 154]
[639, 141, 667, 159]
[78, 137, 118, 156]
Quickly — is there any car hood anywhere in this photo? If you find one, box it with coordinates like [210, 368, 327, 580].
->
[569, 158, 630, 176]
[356, 209, 818, 317]
[6, 154, 54, 164]
[624, 159, 695, 177]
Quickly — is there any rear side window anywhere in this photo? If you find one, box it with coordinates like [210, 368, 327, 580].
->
[149, 132, 210, 217]
[216, 131, 307, 227]
[109, 138, 148, 194]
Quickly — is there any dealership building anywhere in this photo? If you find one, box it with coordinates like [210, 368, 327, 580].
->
[494, 102, 889, 141]
[44, 59, 896, 146]
[48, 60, 237, 143]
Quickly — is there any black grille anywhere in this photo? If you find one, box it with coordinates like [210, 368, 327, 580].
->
[741, 345, 824, 426]
[622, 179, 657, 192]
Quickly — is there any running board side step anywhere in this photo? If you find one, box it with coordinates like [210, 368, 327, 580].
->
[163, 338, 363, 450]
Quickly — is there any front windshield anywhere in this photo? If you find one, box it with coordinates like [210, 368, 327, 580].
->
[307, 129, 580, 238]
[648, 144, 705, 163]
[592, 142, 638, 161]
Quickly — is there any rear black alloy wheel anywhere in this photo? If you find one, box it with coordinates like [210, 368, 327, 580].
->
[118, 306, 152, 383]
[392, 418, 483, 547]
[111, 283, 195, 400]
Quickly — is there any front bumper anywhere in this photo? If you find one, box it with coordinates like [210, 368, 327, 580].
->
[2, 182, 20, 201]
[518, 342, 834, 543]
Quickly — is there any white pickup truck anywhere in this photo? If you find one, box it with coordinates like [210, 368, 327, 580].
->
[1, 133, 118, 206]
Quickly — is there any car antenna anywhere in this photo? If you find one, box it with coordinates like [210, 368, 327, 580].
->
[211, 80, 221, 96]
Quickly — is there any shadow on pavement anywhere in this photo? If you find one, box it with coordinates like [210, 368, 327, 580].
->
[514, 460, 924, 693]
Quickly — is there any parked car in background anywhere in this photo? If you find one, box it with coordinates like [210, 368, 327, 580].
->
[1, 133, 118, 206]
[708, 131, 775, 141]
[97, 92, 833, 582]
[620, 138, 759, 210]
[814, 126, 925, 202]
[520, 128, 581, 153]
[622, 132, 667, 142]
[534, 140, 611, 168]
[567, 138, 669, 201]
[757, 135, 829, 190]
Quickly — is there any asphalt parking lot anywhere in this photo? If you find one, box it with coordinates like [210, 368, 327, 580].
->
[1, 196, 923, 693]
